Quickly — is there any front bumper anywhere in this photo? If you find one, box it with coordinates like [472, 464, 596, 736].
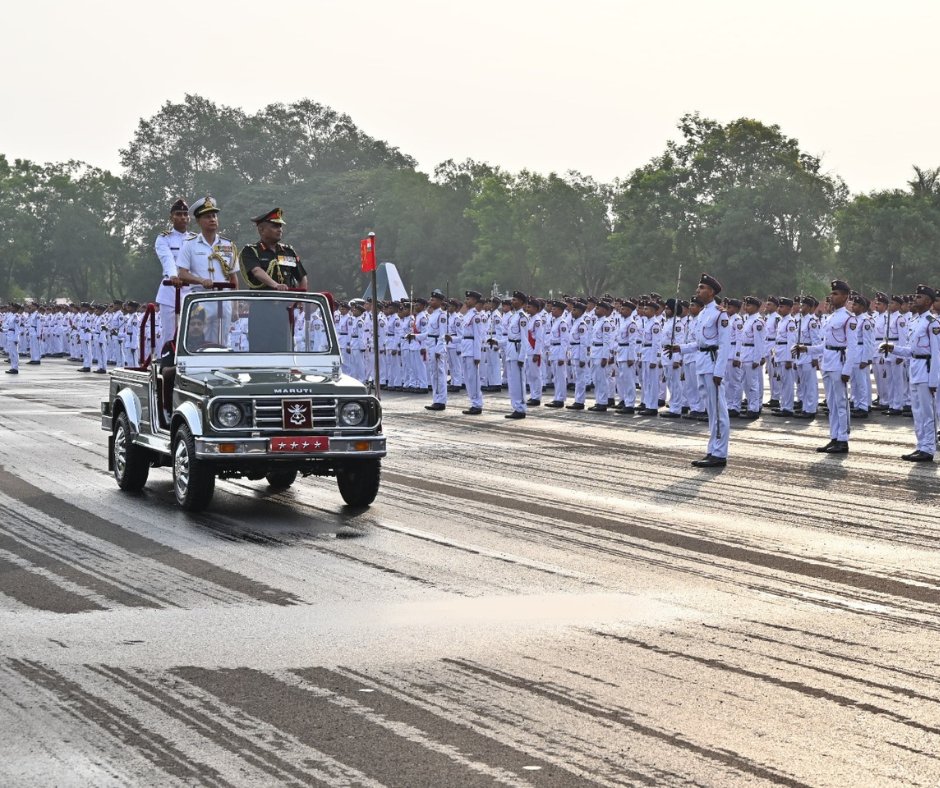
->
[193, 435, 386, 459]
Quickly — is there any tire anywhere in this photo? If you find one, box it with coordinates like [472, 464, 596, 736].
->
[113, 411, 150, 491]
[172, 424, 215, 511]
[336, 459, 381, 507]
[265, 470, 298, 490]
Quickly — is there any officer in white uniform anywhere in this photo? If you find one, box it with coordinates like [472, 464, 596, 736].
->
[176, 196, 238, 345]
[883, 284, 940, 461]
[153, 198, 193, 350]
[671, 274, 731, 467]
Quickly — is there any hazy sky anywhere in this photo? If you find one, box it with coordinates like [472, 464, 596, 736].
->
[2, 0, 935, 194]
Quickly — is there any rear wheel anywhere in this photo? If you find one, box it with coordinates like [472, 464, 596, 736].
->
[336, 459, 381, 507]
[265, 470, 298, 490]
[113, 411, 150, 491]
[172, 425, 215, 511]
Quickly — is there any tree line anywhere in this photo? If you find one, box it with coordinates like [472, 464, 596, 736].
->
[0, 95, 937, 303]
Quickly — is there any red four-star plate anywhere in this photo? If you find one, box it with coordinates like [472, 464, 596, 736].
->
[269, 436, 330, 452]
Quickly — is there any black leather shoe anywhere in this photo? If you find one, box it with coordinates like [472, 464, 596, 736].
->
[544, 401, 564, 408]
[902, 450, 934, 462]
[816, 440, 837, 453]
[851, 409, 869, 419]
[691, 455, 726, 468]
[5, 369, 18, 374]
[637, 408, 659, 417]
[727, 409, 740, 418]
[94, 369, 107, 374]
[765, 399, 780, 409]
[615, 407, 635, 415]
[77, 367, 90, 372]
[886, 409, 903, 416]
[660, 411, 681, 418]
[771, 409, 794, 417]
[462, 407, 483, 415]
[565, 403, 585, 410]
[792, 411, 816, 419]
[681, 406, 690, 415]
[27, 360, 40, 365]
[657, 399, 666, 407]
[526, 399, 541, 407]
[505, 411, 526, 419]
[587, 404, 608, 412]
[425, 403, 445, 411]
[739, 411, 760, 420]
[823, 441, 849, 454]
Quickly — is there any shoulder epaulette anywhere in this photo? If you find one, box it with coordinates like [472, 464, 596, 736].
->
[159, 230, 171, 237]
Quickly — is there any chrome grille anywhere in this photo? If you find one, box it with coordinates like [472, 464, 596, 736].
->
[252, 397, 338, 429]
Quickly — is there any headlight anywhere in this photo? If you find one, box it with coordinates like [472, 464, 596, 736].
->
[216, 403, 244, 428]
[339, 401, 365, 426]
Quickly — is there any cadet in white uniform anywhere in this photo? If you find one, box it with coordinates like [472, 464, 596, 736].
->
[672, 274, 731, 467]
[503, 290, 529, 419]
[792, 296, 821, 419]
[419, 289, 449, 411]
[544, 300, 571, 408]
[883, 284, 940, 461]
[460, 291, 485, 414]
[802, 280, 857, 454]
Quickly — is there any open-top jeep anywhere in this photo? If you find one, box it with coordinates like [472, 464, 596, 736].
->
[101, 289, 385, 511]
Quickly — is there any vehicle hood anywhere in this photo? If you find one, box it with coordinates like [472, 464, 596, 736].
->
[180, 369, 370, 397]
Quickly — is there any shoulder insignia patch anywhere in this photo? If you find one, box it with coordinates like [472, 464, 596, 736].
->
[788, 324, 795, 331]
[756, 323, 763, 330]
[721, 319, 729, 327]
[849, 321, 857, 330]
[474, 317, 481, 324]
[863, 323, 870, 330]
[652, 326, 660, 333]
[933, 326, 940, 335]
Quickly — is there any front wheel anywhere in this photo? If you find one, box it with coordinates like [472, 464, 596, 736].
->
[172, 425, 215, 511]
[336, 459, 381, 507]
[113, 411, 150, 491]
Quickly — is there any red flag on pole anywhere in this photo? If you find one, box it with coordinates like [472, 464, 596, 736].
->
[360, 234, 376, 273]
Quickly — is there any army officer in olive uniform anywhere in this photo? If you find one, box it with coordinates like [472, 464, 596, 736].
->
[239, 207, 308, 352]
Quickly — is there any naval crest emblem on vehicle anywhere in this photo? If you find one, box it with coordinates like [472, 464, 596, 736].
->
[282, 399, 312, 429]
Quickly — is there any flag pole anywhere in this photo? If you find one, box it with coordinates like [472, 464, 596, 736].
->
[368, 232, 381, 400]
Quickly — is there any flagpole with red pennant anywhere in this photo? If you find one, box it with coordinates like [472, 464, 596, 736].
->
[361, 232, 381, 399]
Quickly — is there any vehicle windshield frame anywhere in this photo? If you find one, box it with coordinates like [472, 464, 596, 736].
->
[176, 291, 338, 361]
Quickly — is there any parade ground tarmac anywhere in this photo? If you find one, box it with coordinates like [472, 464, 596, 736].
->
[1, 361, 939, 787]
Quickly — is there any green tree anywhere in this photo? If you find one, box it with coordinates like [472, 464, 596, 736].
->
[611, 113, 846, 297]
[836, 166, 940, 293]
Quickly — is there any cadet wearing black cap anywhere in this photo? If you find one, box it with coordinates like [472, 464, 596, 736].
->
[801, 280, 856, 454]
[239, 208, 308, 291]
[669, 273, 730, 467]
[882, 284, 940, 461]
[460, 291, 485, 414]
